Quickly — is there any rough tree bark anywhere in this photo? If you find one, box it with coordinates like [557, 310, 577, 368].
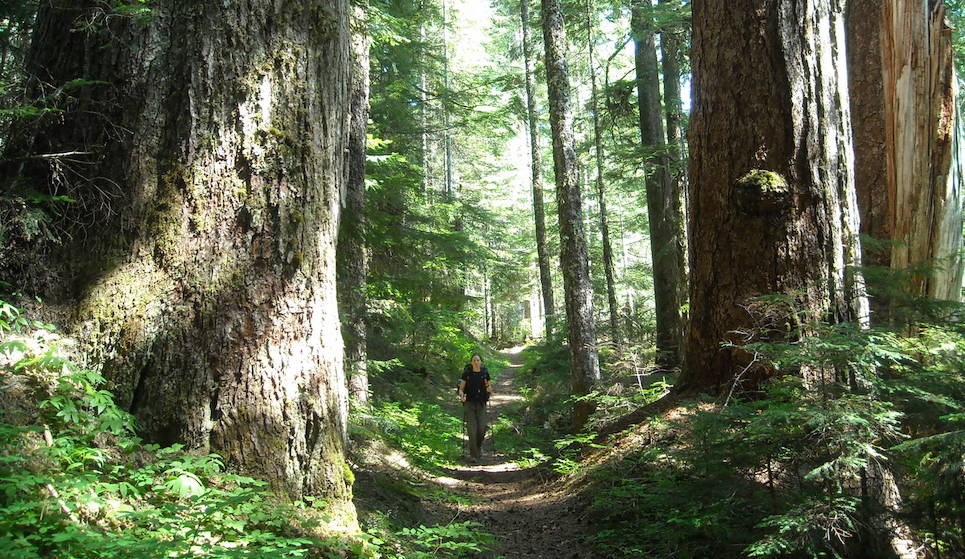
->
[7, 0, 353, 501]
[632, 1, 686, 368]
[880, 0, 964, 303]
[520, 0, 556, 335]
[848, 0, 964, 315]
[339, 2, 371, 406]
[847, 0, 890, 269]
[541, 0, 600, 430]
[683, 5, 922, 555]
[681, 0, 867, 391]
[586, 0, 621, 346]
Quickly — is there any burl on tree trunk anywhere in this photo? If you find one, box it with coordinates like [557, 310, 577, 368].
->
[682, 0, 866, 392]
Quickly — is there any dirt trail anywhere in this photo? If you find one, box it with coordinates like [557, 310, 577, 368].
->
[436, 348, 594, 559]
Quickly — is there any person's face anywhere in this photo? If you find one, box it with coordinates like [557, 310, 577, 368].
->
[471, 355, 482, 368]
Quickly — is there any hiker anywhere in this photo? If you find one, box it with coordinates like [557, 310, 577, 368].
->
[458, 353, 492, 463]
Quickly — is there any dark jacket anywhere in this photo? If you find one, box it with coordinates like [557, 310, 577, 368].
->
[461, 365, 490, 403]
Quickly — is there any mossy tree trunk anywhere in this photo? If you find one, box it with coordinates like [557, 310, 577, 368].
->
[6, 0, 353, 501]
[541, 0, 600, 430]
[520, 0, 556, 336]
[680, 0, 867, 392]
[339, 3, 371, 407]
[632, 1, 687, 369]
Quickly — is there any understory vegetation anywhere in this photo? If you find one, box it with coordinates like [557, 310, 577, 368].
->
[584, 311, 964, 558]
[4, 287, 962, 558]
[342, 277, 963, 558]
[0, 298, 499, 559]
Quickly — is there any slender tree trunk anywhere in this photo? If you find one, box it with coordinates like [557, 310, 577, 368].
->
[442, 0, 454, 198]
[520, 0, 556, 336]
[632, 2, 686, 368]
[682, 0, 867, 391]
[541, 0, 600, 430]
[7, 0, 353, 501]
[880, 0, 964, 303]
[420, 23, 432, 194]
[339, 3, 371, 407]
[586, 0, 621, 346]
[658, 0, 689, 329]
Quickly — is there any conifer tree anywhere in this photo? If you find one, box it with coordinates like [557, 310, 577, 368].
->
[3, 0, 354, 500]
[541, 0, 600, 429]
[632, 0, 687, 368]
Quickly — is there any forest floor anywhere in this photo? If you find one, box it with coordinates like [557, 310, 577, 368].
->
[434, 347, 596, 559]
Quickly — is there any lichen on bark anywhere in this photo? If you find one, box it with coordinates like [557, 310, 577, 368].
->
[6, 0, 356, 505]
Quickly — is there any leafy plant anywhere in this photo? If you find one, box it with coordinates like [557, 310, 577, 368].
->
[586, 306, 963, 558]
[0, 298, 365, 559]
[351, 400, 465, 471]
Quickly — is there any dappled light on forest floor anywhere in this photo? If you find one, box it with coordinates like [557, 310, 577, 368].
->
[431, 347, 595, 559]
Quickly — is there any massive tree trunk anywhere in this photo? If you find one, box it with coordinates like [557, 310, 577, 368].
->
[681, 0, 866, 392]
[683, 6, 922, 554]
[880, 0, 963, 303]
[632, 2, 686, 368]
[339, 2, 371, 406]
[586, 0, 621, 346]
[848, 0, 964, 314]
[6, 0, 353, 501]
[541, 0, 600, 430]
[520, 0, 556, 335]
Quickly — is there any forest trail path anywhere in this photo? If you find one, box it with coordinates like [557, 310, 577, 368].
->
[436, 347, 593, 559]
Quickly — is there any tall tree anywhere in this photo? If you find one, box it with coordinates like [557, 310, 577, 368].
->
[847, 0, 889, 273]
[541, 0, 601, 429]
[848, 0, 964, 309]
[882, 0, 963, 303]
[339, 2, 371, 406]
[520, 0, 556, 335]
[682, 8, 930, 553]
[632, 1, 687, 368]
[681, 0, 867, 392]
[4, 0, 353, 500]
[657, 0, 689, 322]
[442, 0, 455, 197]
[586, 0, 621, 346]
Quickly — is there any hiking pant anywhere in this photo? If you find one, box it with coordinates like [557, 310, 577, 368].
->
[463, 400, 487, 459]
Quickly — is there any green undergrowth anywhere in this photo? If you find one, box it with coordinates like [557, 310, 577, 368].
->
[582, 315, 963, 559]
[0, 298, 371, 559]
[508, 338, 672, 475]
[350, 401, 465, 472]
[347, 354, 503, 557]
[0, 295, 502, 559]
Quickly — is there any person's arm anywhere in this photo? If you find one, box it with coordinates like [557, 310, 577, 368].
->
[484, 370, 492, 393]
[458, 379, 467, 402]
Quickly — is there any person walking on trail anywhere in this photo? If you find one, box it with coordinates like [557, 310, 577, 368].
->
[458, 353, 492, 463]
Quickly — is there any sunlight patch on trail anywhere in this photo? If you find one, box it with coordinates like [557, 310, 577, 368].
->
[488, 392, 523, 405]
